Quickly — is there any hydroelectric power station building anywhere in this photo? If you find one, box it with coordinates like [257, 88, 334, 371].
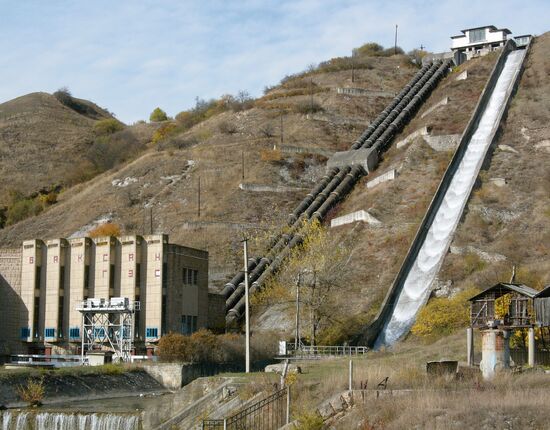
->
[0, 234, 217, 357]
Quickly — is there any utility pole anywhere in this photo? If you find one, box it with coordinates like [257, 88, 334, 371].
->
[280, 114, 284, 145]
[310, 78, 314, 110]
[242, 237, 250, 373]
[394, 24, 398, 55]
[295, 272, 301, 350]
[241, 150, 245, 181]
[197, 176, 201, 218]
[351, 50, 355, 83]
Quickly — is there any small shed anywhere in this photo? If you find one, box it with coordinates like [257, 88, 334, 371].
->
[469, 283, 538, 328]
[534, 286, 550, 327]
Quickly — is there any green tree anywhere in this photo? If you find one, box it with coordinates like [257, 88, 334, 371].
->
[150, 107, 168, 122]
[93, 118, 124, 135]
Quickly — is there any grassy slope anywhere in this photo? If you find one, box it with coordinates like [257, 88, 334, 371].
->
[0, 92, 114, 205]
[0, 55, 416, 289]
[252, 53, 499, 334]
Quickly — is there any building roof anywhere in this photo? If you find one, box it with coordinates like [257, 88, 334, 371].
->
[451, 25, 512, 39]
[468, 283, 539, 301]
[534, 285, 550, 298]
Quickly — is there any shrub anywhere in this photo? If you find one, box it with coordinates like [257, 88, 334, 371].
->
[87, 129, 142, 171]
[16, 376, 45, 406]
[150, 107, 168, 122]
[295, 101, 323, 115]
[6, 197, 42, 225]
[260, 149, 283, 162]
[258, 123, 275, 138]
[152, 122, 178, 145]
[88, 223, 121, 238]
[296, 412, 324, 430]
[158, 332, 190, 362]
[53, 87, 99, 118]
[354, 42, 384, 56]
[411, 288, 479, 339]
[218, 120, 238, 135]
[94, 118, 124, 135]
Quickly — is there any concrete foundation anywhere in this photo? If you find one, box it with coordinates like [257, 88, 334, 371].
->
[327, 147, 378, 173]
[479, 329, 511, 379]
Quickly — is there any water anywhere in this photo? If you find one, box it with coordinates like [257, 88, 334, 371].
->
[376, 49, 526, 347]
[0, 410, 139, 430]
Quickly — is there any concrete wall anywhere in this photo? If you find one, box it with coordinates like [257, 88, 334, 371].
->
[0, 248, 23, 354]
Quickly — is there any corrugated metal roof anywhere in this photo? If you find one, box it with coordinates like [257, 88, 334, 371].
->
[468, 283, 538, 301]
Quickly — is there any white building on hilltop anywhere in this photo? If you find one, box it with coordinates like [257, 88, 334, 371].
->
[451, 25, 511, 60]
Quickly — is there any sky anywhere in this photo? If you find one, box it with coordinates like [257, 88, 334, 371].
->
[0, 0, 547, 123]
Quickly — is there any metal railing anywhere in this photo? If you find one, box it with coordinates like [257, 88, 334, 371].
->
[10, 354, 84, 367]
[284, 343, 368, 357]
[202, 387, 289, 430]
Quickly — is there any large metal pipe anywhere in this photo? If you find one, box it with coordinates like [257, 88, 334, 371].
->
[361, 61, 441, 149]
[221, 257, 260, 299]
[372, 60, 451, 153]
[351, 63, 432, 149]
[225, 60, 453, 324]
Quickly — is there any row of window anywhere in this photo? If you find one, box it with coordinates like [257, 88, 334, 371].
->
[181, 315, 198, 335]
[182, 268, 199, 285]
[146, 327, 159, 339]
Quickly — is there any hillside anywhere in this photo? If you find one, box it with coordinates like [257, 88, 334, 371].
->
[1, 34, 548, 346]
[0, 53, 416, 287]
[0, 92, 115, 205]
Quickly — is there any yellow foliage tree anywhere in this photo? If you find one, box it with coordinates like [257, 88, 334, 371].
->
[88, 223, 121, 238]
[411, 288, 479, 339]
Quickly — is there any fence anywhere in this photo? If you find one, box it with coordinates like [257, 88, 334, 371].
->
[202, 387, 289, 430]
[283, 343, 368, 358]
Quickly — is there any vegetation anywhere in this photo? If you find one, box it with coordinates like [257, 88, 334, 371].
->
[16, 376, 45, 406]
[3, 188, 59, 227]
[53, 87, 104, 119]
[93, 118, 125, 135]
[157, 329, 277, 364]
[411, 288, 478, 340]
[149, 107, 168, 122]
[88, 222, 121, 237]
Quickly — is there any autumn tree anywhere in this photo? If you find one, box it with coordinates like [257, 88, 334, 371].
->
[150, 107, 168, 122]
[256, 220, 352, 345]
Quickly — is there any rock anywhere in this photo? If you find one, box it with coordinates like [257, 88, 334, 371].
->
[498, 144, 518, 154]
[489, 177, 507, 187]
[534, 140, 550, 153]
[264, 363, 300, 374]
[456, 70, 468, 81]
[111, 177, 138, 187]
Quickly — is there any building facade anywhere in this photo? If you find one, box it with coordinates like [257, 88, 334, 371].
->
[451, 25, 511, 61]
[0, 234, 212, 356]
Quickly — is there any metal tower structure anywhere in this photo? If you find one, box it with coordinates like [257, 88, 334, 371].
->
[77, 297, 140, 363]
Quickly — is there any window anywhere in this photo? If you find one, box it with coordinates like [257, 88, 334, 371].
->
[33, 297, 40, 337]
[94, 327, 106, 338]
[181, 315, 198, 335]
[182, 268, 199, 285]
[58, 296, 64, 338]
[21, 327, 31, 339]
[135, 263, 141, 288]
[35, 266, 41, 290]
[469, 28, 486, 43]
[146, 327, 158, 338]
[69, 327, 80, 339]
[84, 265, 90, 291]
[45, 328, 55, 338]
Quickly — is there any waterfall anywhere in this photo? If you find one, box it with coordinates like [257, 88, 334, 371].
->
[376, 49, 526, 347]
[0, 410, 139, 430]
